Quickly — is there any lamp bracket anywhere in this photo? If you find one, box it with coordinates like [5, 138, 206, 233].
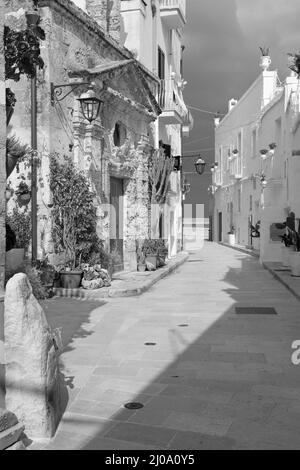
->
[51, 81, 90, 106]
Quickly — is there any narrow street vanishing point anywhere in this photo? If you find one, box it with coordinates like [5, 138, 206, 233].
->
[31, 243, 300, 450]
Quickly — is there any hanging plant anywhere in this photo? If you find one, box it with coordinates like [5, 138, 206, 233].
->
[260, 149, 268, 155]
[4, 22, 45, 82]
[260, 46, 270, 57]
[232, 149, 239, 155]
[288, 52, 300, 78]
[269, 142, 277, 150]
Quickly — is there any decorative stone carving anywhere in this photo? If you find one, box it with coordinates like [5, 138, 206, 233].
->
[4, 273, 62, 439]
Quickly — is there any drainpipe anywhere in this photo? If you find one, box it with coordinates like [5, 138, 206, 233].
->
[26, 10, 40, 264]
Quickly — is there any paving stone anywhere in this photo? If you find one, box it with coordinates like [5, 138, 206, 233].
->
[168, 431, 236, 450]
[33, 242, 300, 450]
[102, 422, 177, 447]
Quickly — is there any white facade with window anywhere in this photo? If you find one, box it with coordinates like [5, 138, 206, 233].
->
[213, 56, 300, 262]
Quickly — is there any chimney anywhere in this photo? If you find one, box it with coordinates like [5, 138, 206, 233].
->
[228, 98, 237, 112]
[86, 0, 121, 42]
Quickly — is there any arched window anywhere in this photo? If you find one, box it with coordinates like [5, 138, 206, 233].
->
[113, 122, 127, 147]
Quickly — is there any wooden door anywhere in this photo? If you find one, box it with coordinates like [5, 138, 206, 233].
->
[218, 211, 223, 242]
[110, 177, 124, 272]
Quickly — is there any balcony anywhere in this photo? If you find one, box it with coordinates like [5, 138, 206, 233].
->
[158, 79, 188, 125]
[229, 156, 243, 180]
[182, 109, 194, 137]
[159, 0, 186, 29]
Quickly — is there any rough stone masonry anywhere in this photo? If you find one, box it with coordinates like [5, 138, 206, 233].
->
[4, 273, 63, 439]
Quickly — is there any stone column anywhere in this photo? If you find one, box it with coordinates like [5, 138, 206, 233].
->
[4, 273, 63, 439]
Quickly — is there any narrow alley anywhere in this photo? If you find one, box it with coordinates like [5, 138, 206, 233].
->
[33, 243, 300, 450]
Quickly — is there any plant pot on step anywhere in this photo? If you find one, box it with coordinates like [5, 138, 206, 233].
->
[145, 254, 158, 270]
[137, 263, 146, 272]
[290, 251, 300, 277]
[60, 270, 83, 289]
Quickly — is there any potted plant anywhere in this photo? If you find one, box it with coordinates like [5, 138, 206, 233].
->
[49, 154, 99, 289]
[278, 212, 297, 268]
[268, 143, 277, 156]
[259, 46, 271, 70]
[232, 149, 239, 155]
[142, 239, 158, 270]
[6, 207, 31, 270]
[156, 239, 169, 267]
[228, 226, 235, 246]
[283, 215, 300, 276]
[136, 239, 146, 272]
[260, 149, 269, 159]
[15, 180, 31, 204]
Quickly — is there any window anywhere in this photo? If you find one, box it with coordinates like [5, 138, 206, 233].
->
[251, 129, 256, 158]
[238, 131, 242, 154]
[238, 189, 241, 212]
[113, 122, 127, 147]
[158, 47, 165, 80]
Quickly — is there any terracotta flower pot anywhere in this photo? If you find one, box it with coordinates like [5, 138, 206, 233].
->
[60, 270, 83, 289]
[137, 263, 146, 272]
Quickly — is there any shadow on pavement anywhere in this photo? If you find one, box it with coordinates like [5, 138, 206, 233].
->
[42, 298, 107, 353]
[35, 245, 300, 450]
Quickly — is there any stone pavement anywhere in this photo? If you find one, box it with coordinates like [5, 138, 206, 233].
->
[22, 242, 300, 449]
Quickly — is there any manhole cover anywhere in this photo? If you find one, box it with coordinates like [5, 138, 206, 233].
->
[144, 342, 156, 346]
[178, 324, 189, 327]
[235, 307, 277, 315]
[124, 402, 144, 410]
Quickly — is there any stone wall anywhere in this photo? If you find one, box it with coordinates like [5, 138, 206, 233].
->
[7, 0, 158, 271]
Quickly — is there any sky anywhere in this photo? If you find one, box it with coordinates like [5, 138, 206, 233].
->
[182, 0, 300, 211]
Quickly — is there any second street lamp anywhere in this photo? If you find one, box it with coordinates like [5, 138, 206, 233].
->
[194, 157, 206, 175]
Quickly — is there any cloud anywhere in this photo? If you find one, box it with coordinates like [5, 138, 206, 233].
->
[183, 0, 300, 163]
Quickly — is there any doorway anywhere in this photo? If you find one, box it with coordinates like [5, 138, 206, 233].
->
[218, 211, 223, 242]
[110, 177, 124, 272]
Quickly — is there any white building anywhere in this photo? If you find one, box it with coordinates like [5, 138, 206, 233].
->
[121, 0, 193, 256]
[213, 54, 300, 262]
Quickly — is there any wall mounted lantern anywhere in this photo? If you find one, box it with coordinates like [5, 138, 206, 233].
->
[194, 157, 206, 175]
[268, 142, 277, 156]
[51, 81, 103, 124]
[260, 148, 268, 157]
[78, 84, 103, 124]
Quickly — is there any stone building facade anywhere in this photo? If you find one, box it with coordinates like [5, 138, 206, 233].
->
[120, 0, 193, 256]
[6, 0, 161, 272]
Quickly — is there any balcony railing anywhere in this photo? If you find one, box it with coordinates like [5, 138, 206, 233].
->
[159, 0, 186, 28]
[158, 79, 187, 123]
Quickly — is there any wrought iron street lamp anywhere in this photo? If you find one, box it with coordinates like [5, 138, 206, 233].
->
[77, 84, 103, 124]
